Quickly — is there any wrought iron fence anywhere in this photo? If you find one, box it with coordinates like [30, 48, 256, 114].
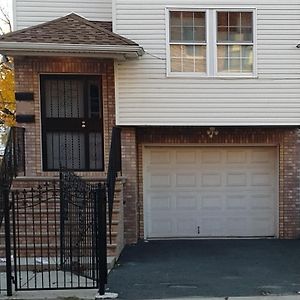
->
[0, 127, 25, 227]
[0, 127, 118, 297]
[60, 170, 107, 292]
[6, 171, 108, 295]
[0, 127, 25, 296]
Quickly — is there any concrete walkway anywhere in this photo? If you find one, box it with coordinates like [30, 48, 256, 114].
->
[107, 240, 300, 300]
[0, 257, 116, 298]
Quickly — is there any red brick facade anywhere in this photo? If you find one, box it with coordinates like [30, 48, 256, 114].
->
[14, 56, 116, 178]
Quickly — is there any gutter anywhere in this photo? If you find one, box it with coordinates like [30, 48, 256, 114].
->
[0, 42, 144, 59]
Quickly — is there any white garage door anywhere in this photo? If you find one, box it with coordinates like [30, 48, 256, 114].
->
[143, 146, 277, 239]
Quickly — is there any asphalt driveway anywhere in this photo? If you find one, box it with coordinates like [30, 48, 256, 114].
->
[107, 239, 300, 299]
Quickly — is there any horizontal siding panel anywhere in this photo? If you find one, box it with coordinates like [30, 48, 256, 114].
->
[115, 0, 300, 126]
[14, 0, 112, 29]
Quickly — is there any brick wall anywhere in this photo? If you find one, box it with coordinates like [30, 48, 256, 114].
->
[121, 127, 139, 244]
[125, 126, 300, 240]
[14, 56, 116, 178]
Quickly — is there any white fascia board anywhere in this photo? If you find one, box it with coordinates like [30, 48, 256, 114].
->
[0, 42, 144, 59]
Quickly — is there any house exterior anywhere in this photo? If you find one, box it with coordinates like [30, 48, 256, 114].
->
[1, 0, 300, 255]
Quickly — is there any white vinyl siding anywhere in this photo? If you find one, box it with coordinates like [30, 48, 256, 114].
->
[13, 0, 112, 30]
[114, 0, 300, 126]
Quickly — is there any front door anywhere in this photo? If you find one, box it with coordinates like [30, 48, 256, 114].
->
[41, 75, 103, 171]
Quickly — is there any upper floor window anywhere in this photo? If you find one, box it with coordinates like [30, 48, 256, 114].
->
[167, 9, 256, 77]
[169, 11, 207, 73]
[217, 12, 253, 74]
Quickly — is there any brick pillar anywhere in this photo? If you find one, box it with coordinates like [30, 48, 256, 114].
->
[280, 128, 300, 238]
[121, 127, 139, 243]
[296, 128, 300, 236]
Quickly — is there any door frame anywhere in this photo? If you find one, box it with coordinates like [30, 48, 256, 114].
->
[40, 74, 104, 171]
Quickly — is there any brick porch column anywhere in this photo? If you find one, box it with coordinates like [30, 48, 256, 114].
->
[121, 127, 139, 243]
[280, 128, 300, 238]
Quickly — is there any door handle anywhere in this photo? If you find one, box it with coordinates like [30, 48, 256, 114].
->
[81, 121, 86, 128]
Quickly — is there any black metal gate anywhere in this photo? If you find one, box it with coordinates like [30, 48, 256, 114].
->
[60, 171, 107, 293]
[8, 171, 107, 293]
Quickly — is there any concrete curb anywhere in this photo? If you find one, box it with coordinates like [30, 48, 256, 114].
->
[2, 294, 300, 300]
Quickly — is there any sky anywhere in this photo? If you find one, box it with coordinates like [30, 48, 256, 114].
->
[0, 0, 12, 153]
[0, 0, 12, 31]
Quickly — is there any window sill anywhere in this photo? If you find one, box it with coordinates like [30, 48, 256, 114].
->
[166, 72, 258, 79]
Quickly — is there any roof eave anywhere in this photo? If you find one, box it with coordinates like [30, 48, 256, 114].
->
[0, 42, 144, 60]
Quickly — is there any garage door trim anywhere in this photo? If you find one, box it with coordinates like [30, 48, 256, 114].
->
[142, 145, 279, 239]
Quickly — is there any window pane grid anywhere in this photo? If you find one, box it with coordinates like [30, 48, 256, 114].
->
[217, 12, 253, 43]
[170, 45, 206, 73]
[217, 45, 253, 73]
[170, 11, 207, 73]
[170, 11, 206, 43]
[216, 11, 254, 74]
[168, 9, 254, 76]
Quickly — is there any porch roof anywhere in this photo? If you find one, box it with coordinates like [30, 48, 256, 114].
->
[0, 13, 144, 59]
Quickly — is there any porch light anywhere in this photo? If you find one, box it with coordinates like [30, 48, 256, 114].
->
[207, 127, 219, 138]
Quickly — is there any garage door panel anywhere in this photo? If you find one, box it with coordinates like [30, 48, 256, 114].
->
[248, 217, 275, 236]
[201, 173, 222, 187]
[176, 173, 197, 187]
[202, 151, 222, 164]
[226, 173, 248, 186]
[200, 217, 224, 236]
[144, 146, 277, 238]
[251, 150, 274, 163]
[149, 173, 172, 188]
[150, 219, 173, 237]
[250, 194, 274, 210]
[176, 219, 198, 236]
[251, 173, 273, 186]
[175, 150, 197, 164]
[226, 150, 247, 163]
[149, 150, 171, 165]
[225, 195, 247, 210]
[149, 195, 172, 210]
[175, 194, 198, 210]
[201, 195, 223, 210]
[225, 217, 248, 236]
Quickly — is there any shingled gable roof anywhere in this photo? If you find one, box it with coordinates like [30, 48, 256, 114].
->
[0, 13, 144, 59]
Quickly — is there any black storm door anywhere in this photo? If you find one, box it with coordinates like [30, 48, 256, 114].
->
[41, 75, 104, 171]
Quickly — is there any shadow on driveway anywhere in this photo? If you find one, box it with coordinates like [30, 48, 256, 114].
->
[107, 239, 300, 300]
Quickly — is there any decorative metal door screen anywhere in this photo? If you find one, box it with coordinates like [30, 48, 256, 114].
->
[40, 75, 104, 171]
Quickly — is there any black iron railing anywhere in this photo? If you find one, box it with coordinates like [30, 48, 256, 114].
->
[8, 171, 107, 295]
[0, 127, 25, 296]
[107, 127, 121, 242]
[60, 170, 107, 292]
[0, 127, 25, 227]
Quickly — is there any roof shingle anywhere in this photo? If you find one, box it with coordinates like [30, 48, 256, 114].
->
[0, 13, 137, 46]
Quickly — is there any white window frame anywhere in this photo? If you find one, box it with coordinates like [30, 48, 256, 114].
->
[166, 7, 257, 78]
[166, 8, 209, 78]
